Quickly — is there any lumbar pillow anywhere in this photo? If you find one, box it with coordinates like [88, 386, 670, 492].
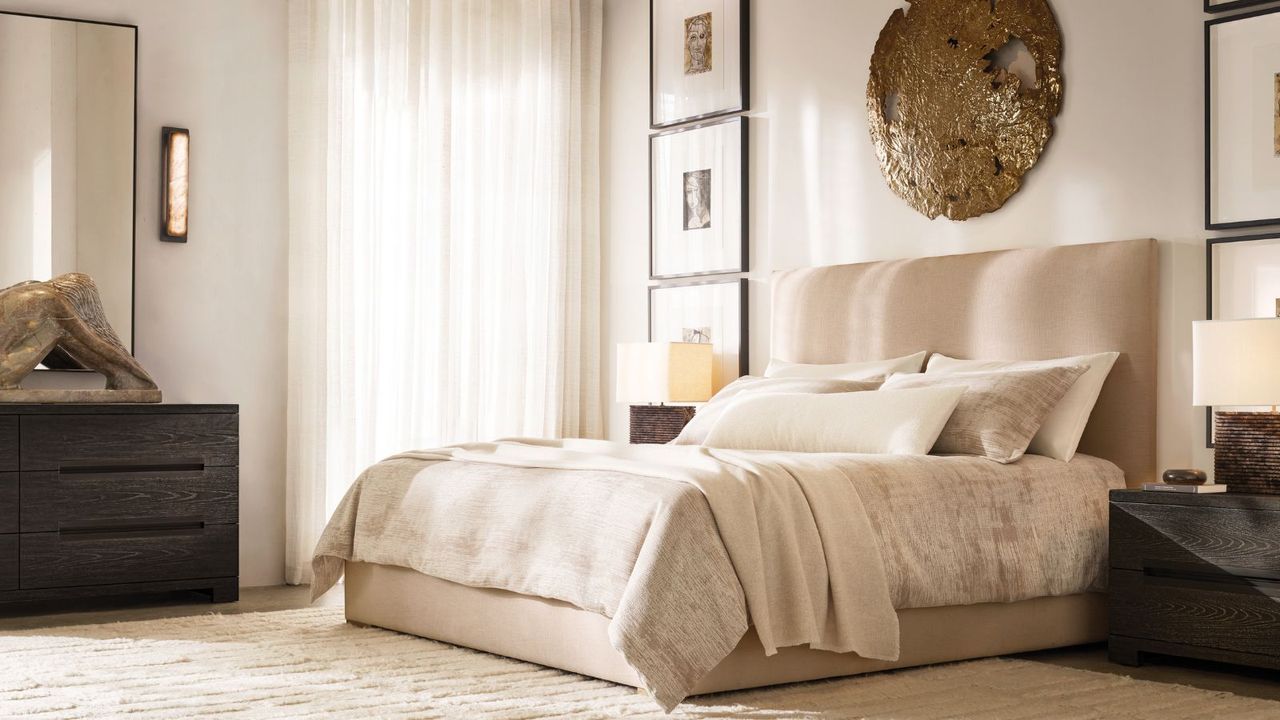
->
[673, 375, 883, 445]
[702, 386, 964, 455]
[881, 367, 1087, 463]
[925, 351, 1119, 461]
[763, 351, 927, 380]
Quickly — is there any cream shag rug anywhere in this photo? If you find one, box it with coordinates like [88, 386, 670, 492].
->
[0, 606, 1275, 719]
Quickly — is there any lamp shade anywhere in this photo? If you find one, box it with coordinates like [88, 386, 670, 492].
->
[616, 342, 713, 403]
[1192, 318, 1280, 406]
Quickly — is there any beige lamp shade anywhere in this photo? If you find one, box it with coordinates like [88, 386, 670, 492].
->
[1192, 318, 1280, 406]
[616, 342, 713, 404]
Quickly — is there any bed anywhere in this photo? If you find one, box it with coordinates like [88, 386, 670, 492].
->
[320, 238, 1158, 708]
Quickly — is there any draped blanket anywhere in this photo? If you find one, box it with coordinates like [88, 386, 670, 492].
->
[312, 439, 1121, 711]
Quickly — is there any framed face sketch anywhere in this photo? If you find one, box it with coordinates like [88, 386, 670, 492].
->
[649, 279, 747, 392]
[650, 0, 748, 129]
[650, 117, 746, 279]
[1205, 7, 1280, 229]
[1205, 232, 1280, 447]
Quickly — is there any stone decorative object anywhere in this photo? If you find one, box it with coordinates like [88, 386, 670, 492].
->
[867, 0, 1064, 220]
[1161, 468, 1208, 486]
[0, 273, 161, 403]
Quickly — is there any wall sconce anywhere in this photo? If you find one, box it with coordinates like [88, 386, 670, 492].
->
[161, 127, 189, 242]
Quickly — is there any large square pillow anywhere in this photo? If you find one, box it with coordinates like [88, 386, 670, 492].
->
[763, 351, 927, 380]
[881, 366, 1087, 463]
[702, 386, 965, 455]
[673, 375, 882, 445]
[925, 351, 1119, 461]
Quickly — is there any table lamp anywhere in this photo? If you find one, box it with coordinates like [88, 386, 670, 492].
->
[1193, 318, 1280, 494]
[617, 342, 713, 444]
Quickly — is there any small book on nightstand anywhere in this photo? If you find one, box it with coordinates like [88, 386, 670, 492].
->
[1141, 483, 1228, 494]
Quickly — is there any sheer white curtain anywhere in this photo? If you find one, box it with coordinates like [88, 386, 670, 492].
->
[286, 0, 602, 584]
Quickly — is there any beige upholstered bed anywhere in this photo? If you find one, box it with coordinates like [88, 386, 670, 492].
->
[340, 238, 1158, 697]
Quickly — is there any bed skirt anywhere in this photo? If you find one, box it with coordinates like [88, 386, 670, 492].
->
[343, 561, 1106, 696]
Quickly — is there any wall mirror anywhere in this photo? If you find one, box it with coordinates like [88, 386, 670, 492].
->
[0, 11, 136, 367]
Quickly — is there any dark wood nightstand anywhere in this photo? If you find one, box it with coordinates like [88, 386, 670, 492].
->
[1108, 489, 1280, 672]
[628, 405, 696, 444]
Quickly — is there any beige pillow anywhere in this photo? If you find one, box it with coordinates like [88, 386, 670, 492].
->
[881, 366, 1087, 463]
[673, 375, 882, 445]
[925, 352, 1119, 461]
[702, 387, 965, 455]
[763, 351, 927, 380]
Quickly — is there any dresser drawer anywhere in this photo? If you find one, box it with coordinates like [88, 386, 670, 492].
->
[1111, 500, 1280, 581]
[0, 473, 15, 534]
[1110, 569, 1280, 658]
[20, 523, 237, 590]
[19, 467, 238, 533]
[0, 535, 15, 591]
[20, 413, 238, 471]
[0, 417, 16, 471]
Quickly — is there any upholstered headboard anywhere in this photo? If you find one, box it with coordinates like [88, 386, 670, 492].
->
[772, 239, 1158, 487]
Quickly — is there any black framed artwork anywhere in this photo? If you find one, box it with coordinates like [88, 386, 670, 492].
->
[649, 278, 747, 392]
[1204, 0, 1275, 13]
[1204, 232, 1280, 447]
[1205, 6, 1280, 229]
[650, 0, 748, 129]
[650, 116, 747, 279]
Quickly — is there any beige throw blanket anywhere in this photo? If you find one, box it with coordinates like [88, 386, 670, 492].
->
[313, 440, 1123, 711]
[314, 439, 899, 710]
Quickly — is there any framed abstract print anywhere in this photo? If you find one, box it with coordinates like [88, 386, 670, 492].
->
[650, 117, 747, 279]
[649, 278, 747, 392]
[1205, 0, 1274, 13]
[650, 0, 748, 129]
[1204, 232, 1280, 447]
[1205, 7, 1280, 229]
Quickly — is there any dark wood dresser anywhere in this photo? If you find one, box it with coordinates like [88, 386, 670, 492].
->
[1108, 489, 1280, 672]
[0, 404, 239, 604]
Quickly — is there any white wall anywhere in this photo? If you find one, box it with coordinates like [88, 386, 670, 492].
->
[604, 0, 1212, 474]
[0, 0, 289, 587]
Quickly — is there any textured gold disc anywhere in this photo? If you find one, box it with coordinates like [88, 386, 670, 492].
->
[867, 0, 1063, 220]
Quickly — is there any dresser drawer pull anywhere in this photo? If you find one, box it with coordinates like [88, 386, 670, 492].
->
[58, 517, 207, 539]
[58, 460, 206, 475]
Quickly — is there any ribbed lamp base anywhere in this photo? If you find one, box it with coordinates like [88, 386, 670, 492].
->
[1214, 411, 1280, 494]
[629, 405, 696, 445]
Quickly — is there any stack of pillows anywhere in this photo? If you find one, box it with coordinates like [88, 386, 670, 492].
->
[673, 350, 1119, 464]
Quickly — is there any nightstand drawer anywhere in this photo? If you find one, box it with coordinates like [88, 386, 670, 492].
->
[20, 524, 237, 590]
[0, 535, 15, 591]
[0, 473, 15, 534]
[1110, 569, 1280, 658]
[19, 467, 238, 533]
[0, 417, 15, 471]
[20, 413, 238, 471]
[1110, 500, 1280, 581]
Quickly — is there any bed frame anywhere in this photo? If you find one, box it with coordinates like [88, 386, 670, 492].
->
[344, 238, 1158, 695]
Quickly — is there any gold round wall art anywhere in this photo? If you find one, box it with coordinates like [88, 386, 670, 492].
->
[867, 0, 1063, 221]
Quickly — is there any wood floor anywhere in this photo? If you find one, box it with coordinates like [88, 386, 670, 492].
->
[0, 586, 1276, 704]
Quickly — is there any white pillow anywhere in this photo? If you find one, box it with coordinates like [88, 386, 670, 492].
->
[702, 386, 964, 455]
[764, 351, 927, 380]
[925, 352, 1119, 461]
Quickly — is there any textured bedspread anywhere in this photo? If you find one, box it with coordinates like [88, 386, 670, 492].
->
[312, 440, 1122, 711]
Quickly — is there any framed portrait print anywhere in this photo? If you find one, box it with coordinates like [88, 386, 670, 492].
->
[1205, 7, 1280, 229]
[1205, 0, 1274, 13]
[650, 117, 747, 279]
[649, 278, 747, 392]
[650, 0, 748, 129]
[1204, 232, 1280, 447]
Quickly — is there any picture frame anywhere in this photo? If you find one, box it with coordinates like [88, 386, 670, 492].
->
[1204, 231, 1280, 447]
[1204, 0, 1275, 14]
[650, 0, 748, 129]
[649, 278, 747, 392]
[650, 116, 747, 280]
[1204, 7, 1280, 229]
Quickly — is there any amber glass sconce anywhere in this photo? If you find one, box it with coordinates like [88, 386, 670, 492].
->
[161, 127, 189, 242]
